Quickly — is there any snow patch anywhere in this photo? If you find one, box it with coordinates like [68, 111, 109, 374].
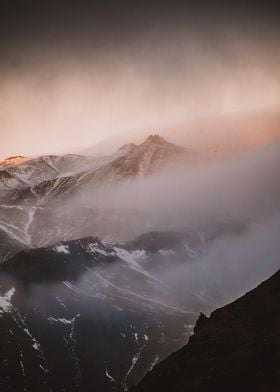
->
[149, 354, 159, 370]
[48, 316, 73, 325]
[105, 368, 116, 384]
[32, 342, 40, 351]
[86, 243, 113, 257]
[158, 249, 176, 256]
[54, 244, 70, 254]
[0, 288, 15, 314]
[56, 296, 67, 309]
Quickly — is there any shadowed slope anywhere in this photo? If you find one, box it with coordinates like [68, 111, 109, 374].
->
[132, 268, 280, 392]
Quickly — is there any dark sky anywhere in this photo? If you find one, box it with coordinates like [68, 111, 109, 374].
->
[0, 0, 280, 157]
[1, 1, 280, 66]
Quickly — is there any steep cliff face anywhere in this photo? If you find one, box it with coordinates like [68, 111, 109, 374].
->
[132, 269, 280, 392]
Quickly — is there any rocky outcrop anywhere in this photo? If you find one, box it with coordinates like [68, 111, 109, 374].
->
[132, 268, 280, 392]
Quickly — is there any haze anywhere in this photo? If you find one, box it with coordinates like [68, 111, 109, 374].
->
[0, 1, 280, 158]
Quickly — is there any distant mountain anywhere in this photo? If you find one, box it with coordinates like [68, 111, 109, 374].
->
[0, 155, 30, 166]
[132, 268, 280, 392]
[80, 134, 192, 182]
[85, 109, 280, 158]
[0, 135, 192, 204]
[0, 154, 109, 196]
[0, 135, 195, 259]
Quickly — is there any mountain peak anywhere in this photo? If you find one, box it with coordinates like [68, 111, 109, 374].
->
[144, 134, 168, 145]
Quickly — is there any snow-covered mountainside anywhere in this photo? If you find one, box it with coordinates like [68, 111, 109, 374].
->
[1, 135, 193, 204]
[0, 192, 245, 263]
[0, 135, 195, 260]
[0, 153, 115, 196]
[0, 133, 279, 392]
[0, 223, 255, 392]
[0, 235, 198, 392]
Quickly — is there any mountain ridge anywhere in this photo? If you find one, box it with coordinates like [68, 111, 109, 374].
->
[132, 268, 280, 392]
[0, 134, 192, 205]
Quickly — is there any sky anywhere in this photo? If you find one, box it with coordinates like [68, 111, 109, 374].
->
[0, 0, 280, 158]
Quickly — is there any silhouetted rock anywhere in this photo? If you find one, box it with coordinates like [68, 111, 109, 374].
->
[132, 269, 280, 392]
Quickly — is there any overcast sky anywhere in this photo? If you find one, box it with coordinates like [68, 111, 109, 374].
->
[0, 1, 280, 158]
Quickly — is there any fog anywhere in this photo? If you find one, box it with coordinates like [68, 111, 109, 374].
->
[0, 3, 280, 389]
[11, 142, 280, 318]
[69, 142, 280, 239]
[1, 125, 280, 392]
[18, 139, 278, 317]
[157, 213, 280, 309]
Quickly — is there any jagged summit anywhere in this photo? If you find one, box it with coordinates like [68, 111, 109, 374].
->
[143, 134, 168, 145]
[90, 134, 189, 180]
[117, 135, 171, 153]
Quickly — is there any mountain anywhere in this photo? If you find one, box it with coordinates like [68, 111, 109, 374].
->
[0, 135, 192, 205]
[88, 135, 190, 180]
[86, 109, 280, 157]
[0, 154, 109, 197]
[0, 135, 195, 260]
[0, 234, 199, 392]
[0, 221, 257, 392]
[0, 155, 30, 166]
[132, 268, 280, 392]
[0, 130, 278, 392]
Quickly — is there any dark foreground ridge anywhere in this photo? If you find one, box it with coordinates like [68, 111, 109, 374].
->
[132, 268, 280, 392]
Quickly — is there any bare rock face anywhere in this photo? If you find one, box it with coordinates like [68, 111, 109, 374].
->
[132, 269, 280, 392]
[89, 134, 191, 181]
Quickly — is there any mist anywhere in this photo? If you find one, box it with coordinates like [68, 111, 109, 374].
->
[1, 2, 280, 390]
[20, 138, 279, 316]
[1, 3, 280, 158]
[66, 142, 280, 241]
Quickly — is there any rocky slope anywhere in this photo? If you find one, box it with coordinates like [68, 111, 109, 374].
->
[1, 217, 271, 392]
[0, 235, 199, 392]
[0, 153, 112, 197]
[132, 268, 280, 392]
[0, 135, 194, 260]
[84, 135, 191, 181]
[1, 135, 192, 204]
